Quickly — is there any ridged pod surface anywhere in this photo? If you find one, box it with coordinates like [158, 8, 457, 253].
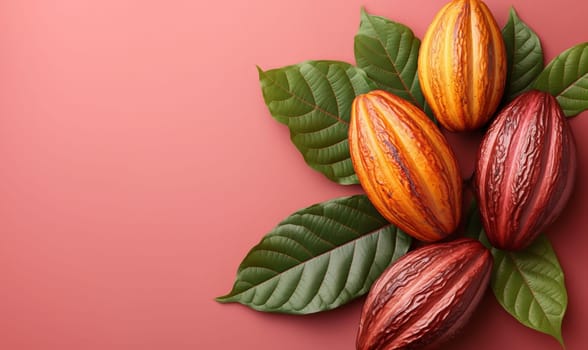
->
[349, 90, 461, 242]
[475, 90, 576, 251]
[418, 0, 506, 131]
[357, 238, 492, 350]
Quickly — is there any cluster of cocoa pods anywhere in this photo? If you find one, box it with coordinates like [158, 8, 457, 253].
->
[350, 0, 577, 349]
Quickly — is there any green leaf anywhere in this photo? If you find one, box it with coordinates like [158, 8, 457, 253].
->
[491, 235, 567, 346]
[258, 61, 377, 185]
[534, 42, 588, 117]
[354, 9, 432, 119]
[501, 7, 544, 102]
[216, 195, 412, 314]
[463, 203, 567, 345]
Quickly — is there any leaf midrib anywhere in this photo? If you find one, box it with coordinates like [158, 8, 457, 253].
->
[262, 66, 350, 125]
[535, 44, 588, 98]
[553, 69, 588, 98]
[504, 251, 562, 337]
[219, 223, 394, 301]
[362, 14, 419, 105]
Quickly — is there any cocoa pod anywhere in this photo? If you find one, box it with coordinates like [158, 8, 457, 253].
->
[475, 90, 576, 251]
[357, 238, 492, 350]
[349, 90, 462, 242]
[418, 0, 506, 131]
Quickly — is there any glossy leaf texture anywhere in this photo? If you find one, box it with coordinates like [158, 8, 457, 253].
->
[492, 235, 567, 347]
[534, 42, 588, 117]
[259, 61, 377, 185]
[354, 9, 431, 118]
[216, 195, 412, 314]
[501, 8, 544, 102]
[465, 206, 567, 346]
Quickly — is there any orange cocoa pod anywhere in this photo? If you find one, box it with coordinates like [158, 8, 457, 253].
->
[418, 0, 507, 131]
[349, 90, 462, 242]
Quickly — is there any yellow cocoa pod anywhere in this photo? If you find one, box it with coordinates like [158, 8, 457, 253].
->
[418, 0, 506, 131]
[349, 90, 462, 242]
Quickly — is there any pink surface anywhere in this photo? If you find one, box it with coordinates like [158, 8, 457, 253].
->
[0, 0, 587, 349]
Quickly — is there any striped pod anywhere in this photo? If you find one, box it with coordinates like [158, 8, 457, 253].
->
[418, 0, 506, 131]
[475, 90, 577, 251]
[357, 238, 492, 350]
[349, 90, 462, 242]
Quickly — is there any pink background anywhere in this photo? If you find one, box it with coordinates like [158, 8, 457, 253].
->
[0, 0, 587, 349]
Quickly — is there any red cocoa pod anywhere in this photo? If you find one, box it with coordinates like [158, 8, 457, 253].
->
[349, 90, 462, 242]
[357, 238, 492, 350]
[475, 90, 576, 251]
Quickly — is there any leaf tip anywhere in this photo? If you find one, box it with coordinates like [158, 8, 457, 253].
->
[215, 294, 232, 304]
[554, 332, 566, 349]
[359, 6, 371, 24]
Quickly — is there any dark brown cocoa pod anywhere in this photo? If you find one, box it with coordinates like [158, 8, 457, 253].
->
[356, 238, 492, 350]
[475, 90, 576, 251]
